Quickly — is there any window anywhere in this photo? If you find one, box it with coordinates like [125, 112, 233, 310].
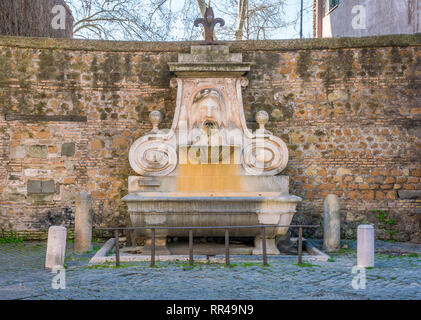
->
[331, 0, 342, 8]
[324, 0, 343, 15]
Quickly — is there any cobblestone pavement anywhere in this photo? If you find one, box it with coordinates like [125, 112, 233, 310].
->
[0, 240, 420, 300]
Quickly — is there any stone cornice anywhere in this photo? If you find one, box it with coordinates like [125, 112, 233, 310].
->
[0, 34, 420, 53]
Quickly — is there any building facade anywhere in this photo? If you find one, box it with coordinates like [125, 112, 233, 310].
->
[314, 0, 421, 38]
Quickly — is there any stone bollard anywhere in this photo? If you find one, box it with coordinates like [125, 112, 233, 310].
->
[357, 224, 375, 268]
[323, 194, 341, 252]
[45, 226, 67, 269]
[74, 191, 93, 253]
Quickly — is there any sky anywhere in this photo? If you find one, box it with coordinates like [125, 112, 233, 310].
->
[69, 0, 314, 41]
[169, 0, 314, 40]
[279, 0, 313, 39]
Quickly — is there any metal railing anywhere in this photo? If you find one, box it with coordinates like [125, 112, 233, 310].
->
[95, 225, 319, 268]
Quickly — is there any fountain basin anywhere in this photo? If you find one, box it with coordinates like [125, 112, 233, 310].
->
[123, 192, 301, 255]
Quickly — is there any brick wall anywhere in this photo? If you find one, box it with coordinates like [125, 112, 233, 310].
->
[0, 35, 420, 242]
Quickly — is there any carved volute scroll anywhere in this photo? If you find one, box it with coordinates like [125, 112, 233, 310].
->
[242, 111, 289, 176]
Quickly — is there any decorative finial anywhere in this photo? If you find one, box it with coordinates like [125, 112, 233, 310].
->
[256, 110, 269, 130]
[149, 110, 162, 132]
[194, 7, 225, 45]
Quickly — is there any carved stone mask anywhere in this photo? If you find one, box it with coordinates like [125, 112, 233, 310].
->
[190, 89, 225, 130]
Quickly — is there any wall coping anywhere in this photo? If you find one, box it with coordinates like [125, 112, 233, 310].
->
[0, 34, 420, 53]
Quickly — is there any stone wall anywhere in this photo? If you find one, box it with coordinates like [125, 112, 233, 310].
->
[0, 35, 420, 242]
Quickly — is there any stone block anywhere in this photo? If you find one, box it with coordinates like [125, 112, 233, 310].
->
[398, 190, 421, 199]
[323, 194, 341, 252]
[337, 168, 351, 176]
[304, 166, 318, 177]
[180, 45, 242, 63]
[8, 193, 26, 201]
[252, 237, 280, 255]
[45, 226, 67, 269]
[27, 180, 42, 194]
[24, 169, 51, 177]
[64, 160, 75, 173]
[91, 138, 105, 150]
[357, 224, 375, 268]
[61, 142, 76, 156]
[10, 146, 26, 158]
[42, 180, 56, 193]
[27, 180, 55, 194]
[27, 145, 48, 158]
[61, 185, 78, 202]
[74, 192, 93, 253]
[373, 176, 385, 184]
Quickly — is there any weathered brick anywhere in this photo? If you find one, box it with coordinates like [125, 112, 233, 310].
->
[408, 177, 419, 184]
[91, 139, 105, 150]
[374, 176, 385, 184]
[362, 190, 375, 200]
[359, 183, 370, 190]
[396, 177, 407, 184]
[337, 168, 351, 176]
[91, 191, 106, 199]
[349, 191, 361, 200]
[386, 191, 397, 200]
[403, 184, 416, 190]
[376, 191, 386, 200]
[385, 177, 395, 184]
[48, 145, 57, 153]
[381, 184, 393, 190]
[63, 177, 76, 184]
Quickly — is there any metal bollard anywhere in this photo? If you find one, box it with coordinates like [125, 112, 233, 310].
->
[115, 230, 120, 267]
[225, 229, 230, 267]
[298, 227, 303, 265]
[189, 229, 193, 267]
[151, 228, 156, 267]
[262, 227, 267, 267]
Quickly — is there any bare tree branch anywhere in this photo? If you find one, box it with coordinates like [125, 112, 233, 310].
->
[64, 0, 310, 41]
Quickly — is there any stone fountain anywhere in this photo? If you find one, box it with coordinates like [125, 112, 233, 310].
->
[122, 8, 301, 255]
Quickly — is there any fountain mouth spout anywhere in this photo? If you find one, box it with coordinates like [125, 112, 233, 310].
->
[203, 119, 218, 129]
[203, 120, 220, 138]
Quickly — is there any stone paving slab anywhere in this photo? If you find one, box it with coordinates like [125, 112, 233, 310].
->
[0, 284, 42, 300]
[0, 241, 420, 300]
